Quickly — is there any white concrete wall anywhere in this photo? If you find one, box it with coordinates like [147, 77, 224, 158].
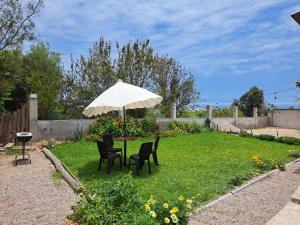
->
[270, 109, 300, 129]
[157, 117, 268, 130]
[34, 119, 96, 140]
[32, 116, 270, 140]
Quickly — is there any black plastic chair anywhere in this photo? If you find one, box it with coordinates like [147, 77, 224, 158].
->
[152, 135, 160, 166]
[102, 134, 122, 155]
[96, 141, 122, 173]
[129, 142, 153, 176]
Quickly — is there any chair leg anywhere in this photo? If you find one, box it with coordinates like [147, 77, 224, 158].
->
[107, 158, 112, 174]
[153, 152, 159, 166]
[136, 159, 140, 176]
[98, 157, 102, 171]
[148, 159, 151, 175]
[119, 156, 122, 170]
[129, 157, 131, 169]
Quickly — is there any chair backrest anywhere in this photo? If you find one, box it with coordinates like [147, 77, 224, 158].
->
[102, 134, 114, 145]
[96, 141, 109, 158]
[153, 135, 160, 152]
[102, 134, 114, 150]
[138, 142, 153, 160]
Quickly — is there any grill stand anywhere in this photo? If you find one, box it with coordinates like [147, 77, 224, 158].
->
[15, 141, 31, 166]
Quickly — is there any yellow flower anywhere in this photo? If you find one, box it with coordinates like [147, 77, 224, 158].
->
[170, 207, 179, 214]
[186, 199, 193, 204]
[178, 195, 184, 201]
[163, 203, 169, 209]
[144, 204, 151, 211]
[164, 217, 170, 224]
[147, 197, 155, 205]
[186, 204, 192, 209]
[149, 210, 157, 218]
[171, 214, 179, 223]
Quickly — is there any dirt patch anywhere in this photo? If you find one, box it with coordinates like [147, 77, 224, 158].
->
[0, 150, 80, 225]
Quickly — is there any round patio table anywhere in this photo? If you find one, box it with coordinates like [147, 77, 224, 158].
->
[113, 136, 137, 166]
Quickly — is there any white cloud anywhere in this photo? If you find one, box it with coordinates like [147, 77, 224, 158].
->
[33, 0, 300, 76]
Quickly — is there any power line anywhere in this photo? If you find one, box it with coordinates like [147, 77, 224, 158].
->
[200, 86, 298, 104]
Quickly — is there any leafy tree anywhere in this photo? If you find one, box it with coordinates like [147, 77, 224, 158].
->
[231, 99, 239, 107]
[0, 0, 43, 50]
[63, 38, 199, 118]
[62, 38, 115, 118]
[24, 42, 63, 119]
[0, 50, 29, 115]
[116, 39, 154, 88]
[239, 86, 265, 116]
[152, 56, 199, 116]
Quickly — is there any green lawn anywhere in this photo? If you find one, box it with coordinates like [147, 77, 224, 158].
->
[52, 132, 299, 201]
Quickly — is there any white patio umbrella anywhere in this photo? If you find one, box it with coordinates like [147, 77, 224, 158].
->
[83, 79, 163, 165]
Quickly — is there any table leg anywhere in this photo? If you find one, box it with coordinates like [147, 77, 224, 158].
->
[124, 140, 127, 166]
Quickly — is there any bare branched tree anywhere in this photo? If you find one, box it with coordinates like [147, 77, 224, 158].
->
[0, 0, 43, 50]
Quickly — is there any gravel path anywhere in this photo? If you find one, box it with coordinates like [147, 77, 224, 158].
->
[248, 127, 300, 138]
[189, 161, 300, 225]
[0, 150, 80, 225]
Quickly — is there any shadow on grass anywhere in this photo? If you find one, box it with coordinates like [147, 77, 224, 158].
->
[76, 159, 160, 183]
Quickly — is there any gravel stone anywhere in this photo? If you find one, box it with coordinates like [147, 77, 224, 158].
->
[189, 161, 300, 225]
[0, 150, 80, 225]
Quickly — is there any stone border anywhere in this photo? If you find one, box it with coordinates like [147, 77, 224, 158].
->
[190, 157, 300, 218]
[42, 147, 82, 190]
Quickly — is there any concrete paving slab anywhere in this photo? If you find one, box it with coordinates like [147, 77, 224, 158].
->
[291, 186, 300, 204]
[265, 202, 300, 225]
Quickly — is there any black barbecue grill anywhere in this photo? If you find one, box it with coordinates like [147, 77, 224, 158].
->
[15, 132, 32, 165]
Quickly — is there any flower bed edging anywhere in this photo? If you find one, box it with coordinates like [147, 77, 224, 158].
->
[42, 147, 82, 190]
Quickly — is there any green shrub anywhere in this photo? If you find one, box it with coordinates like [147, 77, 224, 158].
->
[252, 155, 286, 172]
[272, 159, 285, 171]
[288, 149, 300, 158]
[170, 121, 187, 131]
[251, 155, 273, 172]
[73, 127, 83, 142]
[45, 139, 56, 149]
[169, 121, 202, 134]
[228, 175, 244, 187]
[140, 117, 159, 136]
[158, 129, 178, 137]
[89, 116, 124, 137]
[188, 121, 202, 133]
[84, 133, 101, 142]
[277, 136, 300, 145]
[196, 110, 206, 118]
[69, 174, 156, 225]
[88, 116, 159, 137]
[240, 132, 300, 146]
[256, 134, 276, 141]
[239, 131, 253, 138]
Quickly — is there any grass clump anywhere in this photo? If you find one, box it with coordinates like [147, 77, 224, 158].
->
[69, 174, 156, 225]
[51, 171, 64, 184]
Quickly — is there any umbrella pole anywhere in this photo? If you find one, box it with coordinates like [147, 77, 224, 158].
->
[123, 106, 127, 166]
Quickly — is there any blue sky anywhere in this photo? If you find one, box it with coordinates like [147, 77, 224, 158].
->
[32, 0, 300, 108]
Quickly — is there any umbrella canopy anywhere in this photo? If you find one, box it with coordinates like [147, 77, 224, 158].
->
[83, 79, 163, 117]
